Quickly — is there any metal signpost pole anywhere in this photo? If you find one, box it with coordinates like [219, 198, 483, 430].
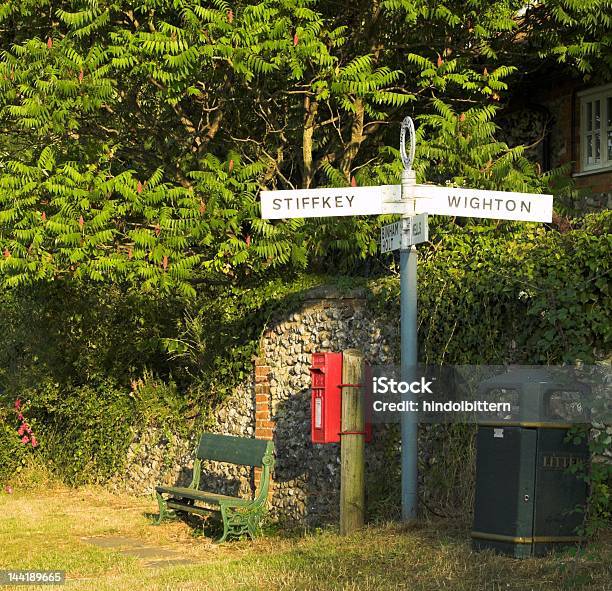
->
[399, 118, 418, 521]
[400, 243, 418, 521]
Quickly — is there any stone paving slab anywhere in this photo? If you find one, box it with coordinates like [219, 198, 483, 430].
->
[82, 536, 198, 568]
[84, 536, 140, 548]
[125, 547, 179, 558]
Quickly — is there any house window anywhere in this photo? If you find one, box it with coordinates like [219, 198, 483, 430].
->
[579, 83, 612, 173]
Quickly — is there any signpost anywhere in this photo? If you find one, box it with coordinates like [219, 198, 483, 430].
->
[261, 184, 553, 223]
[404, 212, 429, 247]
[260, 115, 554, 524]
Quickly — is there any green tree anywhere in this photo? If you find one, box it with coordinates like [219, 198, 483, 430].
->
[0, 0, 608, 291]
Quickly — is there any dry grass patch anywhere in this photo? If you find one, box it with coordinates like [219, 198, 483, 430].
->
[0, 487, 610, 591]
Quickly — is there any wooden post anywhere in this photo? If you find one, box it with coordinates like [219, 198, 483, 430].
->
[340, 349, 365, 535]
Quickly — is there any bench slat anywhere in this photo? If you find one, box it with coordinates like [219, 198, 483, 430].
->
[196, 433, 270, 467]
[156, 486, 250, 506]
[166, 501, 212, 517]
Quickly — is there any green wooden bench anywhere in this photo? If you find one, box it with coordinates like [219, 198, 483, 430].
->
[154, 433, 274, 542]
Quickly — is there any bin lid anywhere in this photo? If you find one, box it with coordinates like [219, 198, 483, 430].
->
[477, 368, 591, 423]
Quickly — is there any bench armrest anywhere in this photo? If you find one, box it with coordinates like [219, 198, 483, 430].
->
[253, 442, 275, 503]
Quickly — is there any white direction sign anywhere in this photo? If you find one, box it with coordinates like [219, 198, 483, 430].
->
[413, 185, 552, 223]
[261, 184, 552, 223]
[260, 185, 402, 219]
[404, 212, 429, 246]
[381, 221, 401, 253]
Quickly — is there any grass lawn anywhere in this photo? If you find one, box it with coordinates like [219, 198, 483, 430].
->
[0, 485, 610, 591]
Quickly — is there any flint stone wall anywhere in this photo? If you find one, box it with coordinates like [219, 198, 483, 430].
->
[107, 379, 256, 499]
[263, 287, 398, 524]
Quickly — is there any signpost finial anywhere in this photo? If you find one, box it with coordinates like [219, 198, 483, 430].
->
[400, 116, 416, 172]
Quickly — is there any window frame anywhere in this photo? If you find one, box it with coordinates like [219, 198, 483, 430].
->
[578, 83, 612, 175]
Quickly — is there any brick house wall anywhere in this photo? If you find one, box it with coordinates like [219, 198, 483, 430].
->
[502, 77, 611, 210]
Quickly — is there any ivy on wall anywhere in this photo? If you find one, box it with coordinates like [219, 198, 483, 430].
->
[373, 211, 611, 366]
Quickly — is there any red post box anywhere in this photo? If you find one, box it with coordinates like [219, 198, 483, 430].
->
[310, 352, 373, 444]
[310, 352, 343, 444]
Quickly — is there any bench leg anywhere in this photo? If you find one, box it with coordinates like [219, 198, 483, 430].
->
[154, 492, 171, 525]
[216, 504, 263, 543]
[246, 513, 262, 540]
[216, 505, 231, 544]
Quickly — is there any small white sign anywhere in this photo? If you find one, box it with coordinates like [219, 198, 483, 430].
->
[404, 212, 429, 246]
[260, 185, 402, 219]
[381, 221, 401, 253]
[381, 213, 429, 253]
[413, 185, 553, 223]
[315, 398, 322, 429]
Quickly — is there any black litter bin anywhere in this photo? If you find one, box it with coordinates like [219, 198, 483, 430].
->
[471, 368, 589, 558]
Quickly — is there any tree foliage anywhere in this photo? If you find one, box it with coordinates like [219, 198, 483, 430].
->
[0, 0, 608, 290]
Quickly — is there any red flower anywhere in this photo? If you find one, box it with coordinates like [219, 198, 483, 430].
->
[228, 159, 234, 173]
[293, 34, 299, 46]
[14, 399, 21, 410]
[42, 211, 47, 221]
[351, 176, 357, 187]
[437, 55, 443, 67]
[21, 436, 29, 444]
[79, 215, 84, 229]
[137, 180, 143, 194]
[162, 255, 168, 270]
[18, 425, 26, 436]
[47, 37, 53, 49]
[79, 69, 84, 82]
[31, 436, 38, 448]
